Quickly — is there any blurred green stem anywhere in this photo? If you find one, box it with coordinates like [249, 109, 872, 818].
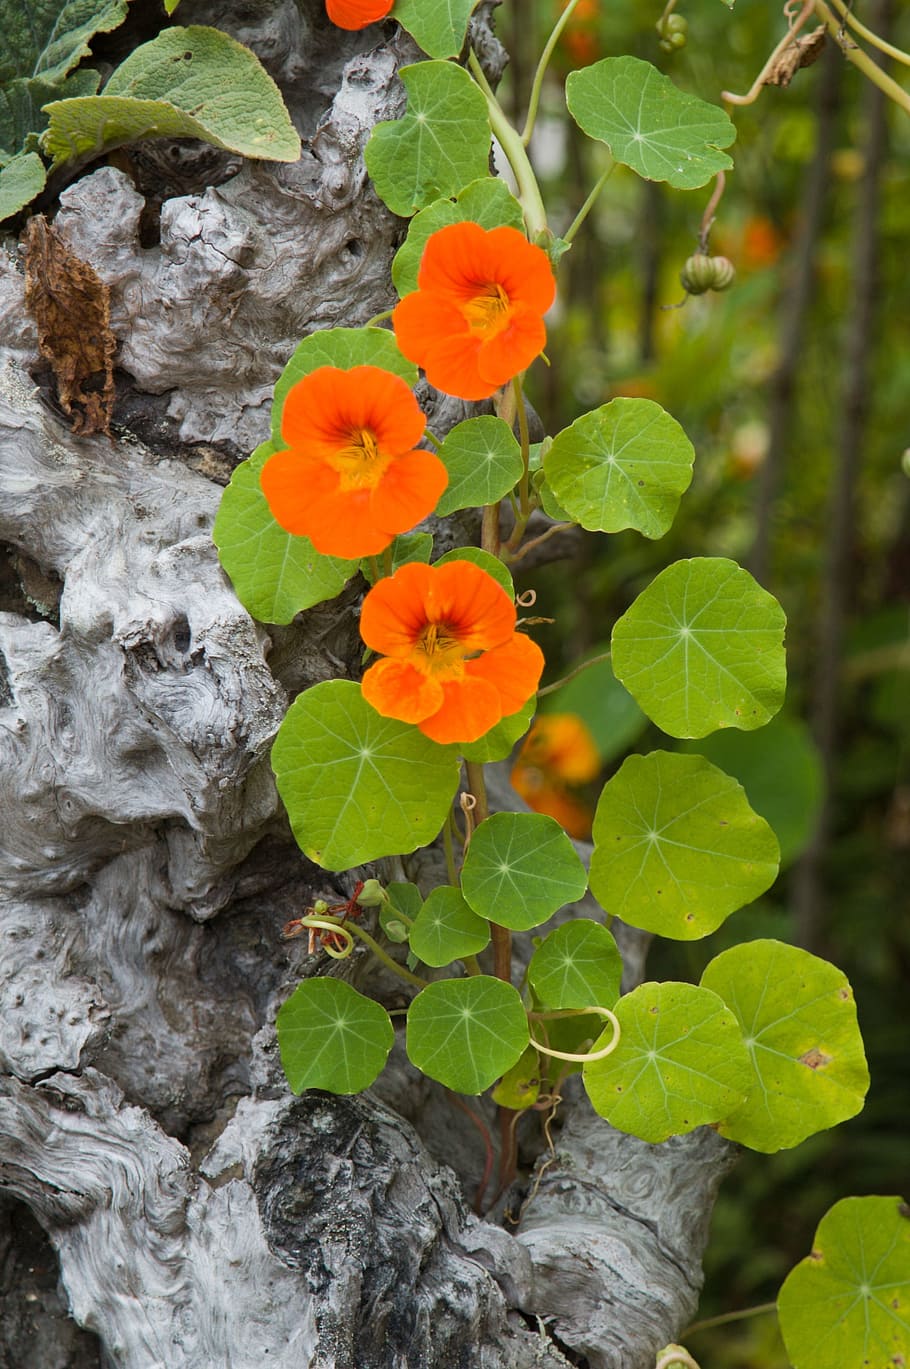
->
[682, 1301, 777, 1335]
[521, 0, 585, 146]
[468, 49, 549, 238]
[563, 160, 615, 247]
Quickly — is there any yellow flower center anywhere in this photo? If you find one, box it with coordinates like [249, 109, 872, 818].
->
[414, 621, 466, 677]
[332, 427, 392, 491]
[462, 282, 511, 336]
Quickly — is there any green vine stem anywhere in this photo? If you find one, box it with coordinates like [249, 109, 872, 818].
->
[537, 648, 611, 698]
[443, 810, 459, 886]
[467, 49, 549, 239]
[295, 914, 428, 989]
[521, 0, 586, 146]
[826, 0, 910, 66]
[563, 159, 615, 247]
[813, 0, 910, 115]
[681, 1301, 778, 1336]
[528, 1006, 621, 1063]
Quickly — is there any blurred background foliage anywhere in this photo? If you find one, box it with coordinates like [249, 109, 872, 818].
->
[498, 1, 910, 1363]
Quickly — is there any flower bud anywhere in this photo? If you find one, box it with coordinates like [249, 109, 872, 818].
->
[680, 253, 736, 295]
[313, 899, 330, 915]
[356, 877, 385, 907]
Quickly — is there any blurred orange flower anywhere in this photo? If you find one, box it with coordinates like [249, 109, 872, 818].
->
[260, 365, 447, 559]
[326, 0, 393, 29]
[360, 560, 545, 745]
[511, 713, 599, 839]
[392, 223, 557, 401]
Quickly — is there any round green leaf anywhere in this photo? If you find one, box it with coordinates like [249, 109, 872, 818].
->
[393, 0, 482, 60]
[272, 680, 460, 870]
[392, 177, 525, 296]
[409, 886, 490, 967]
[360, 531, 433, 586]
[528, 920, 622, 1010]
[611, 557, 787, 739]
[271, 327, 417, 443]
[214, 442, 355, 624]
[491, 1044, 541, 1109]
[589, 751, 780, 940]
[43, 25, 301, 169]
[276, 978, 394, 1094]
[778, 1196, 910, 1369]
[364, 61, 490, 217]
[583, 981, 751, 1143]
[700, 939, 870, 1152]
[458, 699, 534, 764]
[435, 417, 524, 516]
[680, 715, 823, 867]
[461, 813, 588, 930]
[406, 975, 529, 1094]
[566, 56, 735, 190]
[433, 547, 514, 597]
[543, 399, 694, 539]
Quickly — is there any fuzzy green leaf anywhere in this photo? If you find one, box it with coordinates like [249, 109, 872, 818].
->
[0, 0, 127, 86]
[272, 680, 460, 870]
[435, 417, 524, 517]
[364, 61, 490, 217]
[778, 1196, 910, 1369]
[409, 886, 490, 967]
[277, 978, 394, 1094]
[589, 751, 780, 939]
[43, 25, 301, 169]
[0, 151, 46, 222]
[701, 940, 870, 1152]
[611, 557, 787, 738]
[406, 975, 529, 1093]
[583, 981, 751, 1142]
[213, 442, 355, 624]
[391, 177, 524, 296]
[461, 812, 588, 930]
[566, 56, 735, 189]
[543, 398, 695, 539]
[528, 920, 623, 1010]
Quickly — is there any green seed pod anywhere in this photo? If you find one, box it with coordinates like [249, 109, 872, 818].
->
[356, 878, 385, 907]
[665, 13, 688, 33]
[668, 30, 687, 49]
[680, 253, 736, 295]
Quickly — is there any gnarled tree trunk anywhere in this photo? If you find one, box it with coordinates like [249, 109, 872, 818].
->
[0, 4, 735, 1365]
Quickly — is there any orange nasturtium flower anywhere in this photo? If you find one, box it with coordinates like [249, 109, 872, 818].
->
[392, 223, 557, 401]
[326, 0, 393, 29]
[260, 365, 447, 559]
[510, 713, 600, 839]
[360, 560, 545, 745]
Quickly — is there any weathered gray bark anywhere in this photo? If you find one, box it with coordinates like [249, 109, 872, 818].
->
[0, 3, 735, 1365]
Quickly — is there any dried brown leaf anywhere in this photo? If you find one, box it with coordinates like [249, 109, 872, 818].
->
[23, 215, 116, 437]
[766, 26, 827, 89]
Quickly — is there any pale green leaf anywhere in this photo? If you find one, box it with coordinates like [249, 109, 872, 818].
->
[435, 416, 523, 516]
[778, 1196, 910, 1369]
[458, 698, 534, 763]
[43, 25, 301, 169]
[213, 442, 355, 624]
[277, 978, 393, 1094]
[364, 61, 490, 217]
[528, 920, 622, 1010]
[583, 981, 751, 1142]
[701, 939, 870, 1152]
[272, 680, 460, 869]
[681, 715, 823, 867]
[164, 0, 181, 11]
[461, 812, 588, 930]
[392, 0, 481, 59]
[391, 177, 524, 296]
[0, 67, 98, 160]
[611, 557, 787, 738]
[491, 1045, 541, 1109]
[0, 0, 127, 85]
[589, 751, 780, 940]
[409, 886, 490, 967]
[271, 327, 417, 443]
[566, 56, 735, 190]
[543, 398, 695, 539]
[0, 151, 46, 222]
[359, 531, 433, 586]
[406, 975, 529, 1093]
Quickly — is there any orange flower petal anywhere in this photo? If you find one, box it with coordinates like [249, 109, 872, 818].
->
[520, 714, 600, 784]
[418, 675, 504, 745]
[420, 334, 493, 401]
[477, 308, 548, 389]
[370, 450, 448, 536]
[426, 560, 516, 652]
[482, 226, 557, 315]
[465, 632, 545, 715]
[281, 365, 425, 457]
[392, 292, 468, 369]
[260, 450, 339, 535]
[360, 562, 437, 657]
[325, 0, 393, 30]
[362, 657, 443, 723]
[303, 487, 394, 557]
